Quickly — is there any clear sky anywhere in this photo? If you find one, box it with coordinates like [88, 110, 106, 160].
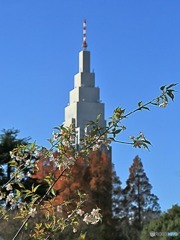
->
[0, 0, 179, 212]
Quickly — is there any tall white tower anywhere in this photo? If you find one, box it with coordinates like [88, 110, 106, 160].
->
[64, 20, 106, 145]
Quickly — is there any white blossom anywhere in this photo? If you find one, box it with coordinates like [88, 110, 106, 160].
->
[0, 191, 4, 200]
[159, 101, 168, 108]
[91, 208, 101, 219]
[76, 209, 84, 216]
[9, 151, 15, 158]
[10, 198, 17, 209]
[6, 183, 12, 191]
[34, 150, 42, 158]
[25, 159, 31, 165]
[92, 144, 100, 151]
[29, 207, 37, 217]
[27, 171, 31, 177]
[83, 208, 101, 225]
[6, 193, 14, 204]
[52, 131, 59, 141]
[17, 173, 24, 180]
[83, 213, 93, 224]
[15, 156, 22, 161]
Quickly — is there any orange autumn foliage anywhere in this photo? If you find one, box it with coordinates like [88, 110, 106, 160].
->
[31, 145, 112, 217]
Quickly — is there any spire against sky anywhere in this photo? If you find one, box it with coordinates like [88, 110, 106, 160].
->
[64, 20, 106, 145]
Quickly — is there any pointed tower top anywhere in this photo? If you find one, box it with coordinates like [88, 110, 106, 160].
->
[82, 19, 88, 50]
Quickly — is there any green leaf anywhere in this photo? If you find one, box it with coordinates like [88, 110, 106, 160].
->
[113, 129, 122, 135]
[54, 126, 61, 130]
[51, 188, 56, 196]
[160, 85, 166, 91]
[61, 126, 69, 132]
[18, 183, 25, 189]
[167, 90, 174, 100]
[138, 101, 143, 107]
[33, 184, 40, 193]
[86, 121, 95, 127]
[166, 83, 178, 89]
[9, 160, 17, 167]
[142, 106, 150, 111]
[108, 121, 113, 127]
[96, 113, 101, 122]
[15, 189, 21, 197]
[109, 137, 115, 141]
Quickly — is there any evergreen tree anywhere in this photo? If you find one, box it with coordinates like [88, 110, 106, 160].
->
[140, 205, 180, 240]
[0, 129, 29, 182]
[122, 156, 161, 232]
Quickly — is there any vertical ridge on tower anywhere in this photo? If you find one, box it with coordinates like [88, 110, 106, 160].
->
[82, 19, 87, 50]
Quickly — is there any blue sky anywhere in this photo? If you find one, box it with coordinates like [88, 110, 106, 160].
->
[0, 0, 179, 212]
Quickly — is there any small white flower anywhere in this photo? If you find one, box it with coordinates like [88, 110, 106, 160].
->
[92, 143, 100, 151]
[91, 208, 101, 219]
[10, 198, 17, 208]
[27, 171, 31, 177]
[9, 151, 15, 158]
[83, 208, 102, 225]
[34, 150, 42, 158]
[0, 191, 4, 200]
[76, 209, 84, 216]
[73, 227, 77, 233]
[159, 101, 168, 108]
[83, 213, 93, 224]
[29, 207, 37, 217]
[6, 193, 14, 204]
[6, 183, 12, 191]
[52, 131, 59, 141]
[17, 173, 24, 180]
[25, 160, 31, 165]
[16, 156, 22, 161]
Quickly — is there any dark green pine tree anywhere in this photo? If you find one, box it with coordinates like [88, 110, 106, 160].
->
[0, 129, 50, 207]
[111, 165, 129, 240]
[0, 129, 29, 183]
[123, 156, 161, 231]
[140, 204, 180, 240]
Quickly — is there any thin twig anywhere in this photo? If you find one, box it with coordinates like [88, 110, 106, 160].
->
[12, 167, 68, 240]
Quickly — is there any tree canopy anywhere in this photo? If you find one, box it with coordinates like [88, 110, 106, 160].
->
[140, 205, 180, 240]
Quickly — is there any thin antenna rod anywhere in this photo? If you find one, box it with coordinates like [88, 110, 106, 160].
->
[82, 19, 88, 50]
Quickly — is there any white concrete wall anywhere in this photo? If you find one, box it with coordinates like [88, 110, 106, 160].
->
[74, 72, 95, 88]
